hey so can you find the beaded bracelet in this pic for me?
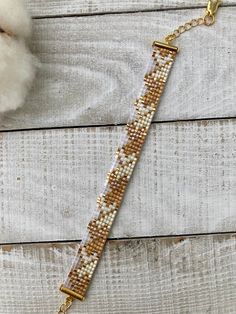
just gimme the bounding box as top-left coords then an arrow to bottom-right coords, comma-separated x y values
58,1 -> 221,312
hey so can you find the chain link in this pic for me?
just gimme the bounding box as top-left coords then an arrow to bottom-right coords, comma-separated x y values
165,17 -> 205,44
58,297 -> 74,314
164,0 -> 221,44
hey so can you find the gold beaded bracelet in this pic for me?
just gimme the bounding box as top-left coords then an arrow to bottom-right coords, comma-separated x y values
58,1 -> 222,312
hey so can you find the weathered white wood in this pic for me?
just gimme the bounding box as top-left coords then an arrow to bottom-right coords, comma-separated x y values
0,234 -> 236,313
0,119 -> 236,243
0,8 -> 235,130
0,3 -> 234,314
25,0 -> 235,17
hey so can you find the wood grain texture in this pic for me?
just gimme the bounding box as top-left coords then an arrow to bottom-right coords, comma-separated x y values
0,8 -> 235,130
0,234 -> 236,313
0,119 -> 236,244
26,0 -> 235,17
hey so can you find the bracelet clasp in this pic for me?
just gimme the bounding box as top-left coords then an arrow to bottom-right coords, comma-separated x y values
205,0 -> 222,24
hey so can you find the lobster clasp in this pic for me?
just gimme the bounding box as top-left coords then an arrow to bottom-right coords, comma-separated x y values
204,0 -> 222,25
206,0 -> 222,17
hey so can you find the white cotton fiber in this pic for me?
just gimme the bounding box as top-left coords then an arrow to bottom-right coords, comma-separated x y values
0,0 -> 38,113
0,0 -> 32,38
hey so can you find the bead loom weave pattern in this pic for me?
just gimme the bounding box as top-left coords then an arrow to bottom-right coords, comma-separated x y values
60,42 -> 178,301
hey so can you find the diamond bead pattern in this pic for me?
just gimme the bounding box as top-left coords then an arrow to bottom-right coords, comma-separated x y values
61,43 -> 177,300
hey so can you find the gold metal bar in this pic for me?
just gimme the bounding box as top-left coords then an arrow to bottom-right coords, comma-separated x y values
60,285 -> 85,301
153,41 -> 179,52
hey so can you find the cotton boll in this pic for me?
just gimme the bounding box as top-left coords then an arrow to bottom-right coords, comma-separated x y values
0,35 -> 37,113
0,0 -> 38,113
0,0 -> 32,38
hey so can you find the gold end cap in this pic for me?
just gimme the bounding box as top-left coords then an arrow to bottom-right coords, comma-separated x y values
60,285 -> 85,301
153,41 -> 179,52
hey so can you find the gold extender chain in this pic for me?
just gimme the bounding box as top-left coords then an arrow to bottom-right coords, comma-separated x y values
165,0 -> 222,44
58,297 -> 74,314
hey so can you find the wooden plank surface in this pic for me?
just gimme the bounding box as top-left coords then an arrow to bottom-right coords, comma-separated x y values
26,0 -> 235,17
1,118 -> 236,244
0,234 -> 236,313
1,3 -> 235,313
0,8 -> 235,131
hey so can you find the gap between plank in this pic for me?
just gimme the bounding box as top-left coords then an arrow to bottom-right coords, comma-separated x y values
1,231 -> 235,247
0,116 -> 235,134
32,4 -> 235,20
